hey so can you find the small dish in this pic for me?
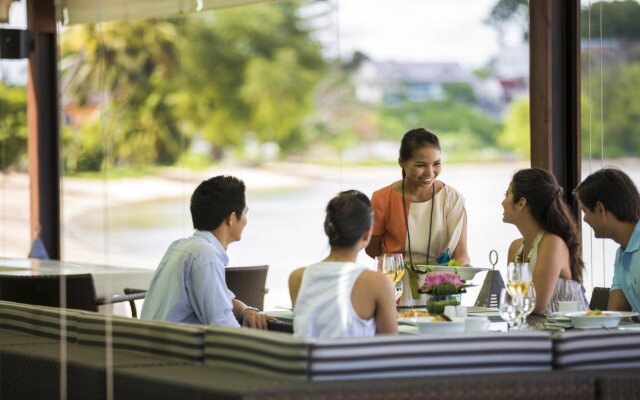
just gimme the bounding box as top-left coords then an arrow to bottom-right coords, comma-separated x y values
565,311 -> 638,329
399,316 -> 465,334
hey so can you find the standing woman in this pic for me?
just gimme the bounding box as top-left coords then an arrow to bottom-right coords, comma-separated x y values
366,129 -> 470,303
289,190 -> 398,339
502,168 -> 588,314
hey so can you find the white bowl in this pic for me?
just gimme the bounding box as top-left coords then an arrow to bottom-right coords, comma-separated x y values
565,311 -> 638,329
403,316 -> 466,334
414,265 -> 489,281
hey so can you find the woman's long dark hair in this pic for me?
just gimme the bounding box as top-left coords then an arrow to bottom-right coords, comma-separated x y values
511,168 -> 585,284
324,190 -> 372,249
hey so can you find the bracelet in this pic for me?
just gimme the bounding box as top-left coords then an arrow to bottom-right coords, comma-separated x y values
240,306 -> 259,318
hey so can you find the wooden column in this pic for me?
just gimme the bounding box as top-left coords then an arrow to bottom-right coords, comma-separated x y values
27,0 -> 60,259
529,0 -> 581,218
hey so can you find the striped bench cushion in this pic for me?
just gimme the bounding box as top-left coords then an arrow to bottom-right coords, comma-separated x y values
554,330 -> 640,370
204,326 -> 310,380
76,313 -> 205,362
308,331 -> 553,381
0,300 -> 78,341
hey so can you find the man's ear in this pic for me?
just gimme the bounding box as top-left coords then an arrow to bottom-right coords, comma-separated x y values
225,212 -> 236,226
595,201 -> 607,217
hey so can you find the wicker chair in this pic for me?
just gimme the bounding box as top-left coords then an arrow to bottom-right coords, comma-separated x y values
0,274 -> 146,316
589,287 -> 610,311
121,265 -> 269,312
225,265 -> 269,311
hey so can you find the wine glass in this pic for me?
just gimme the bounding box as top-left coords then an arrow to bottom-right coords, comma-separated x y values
392,254 -> 405,301
507,262 -> 532,289
499,288 -> 522,331
381,253 -> 404,301
519,283 -> 537,329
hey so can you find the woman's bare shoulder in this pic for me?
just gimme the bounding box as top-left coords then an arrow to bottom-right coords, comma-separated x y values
507,238 -> 524,260
289,267 -> 306,280
539,233 -> 568,252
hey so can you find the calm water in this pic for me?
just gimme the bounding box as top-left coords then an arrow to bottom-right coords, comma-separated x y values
62,161 -> 640,309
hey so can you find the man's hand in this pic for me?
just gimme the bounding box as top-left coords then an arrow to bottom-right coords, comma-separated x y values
241,309 -> 276,330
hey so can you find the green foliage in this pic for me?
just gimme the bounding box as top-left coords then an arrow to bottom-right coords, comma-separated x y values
496,97 -> 529,157
0,83 -> 27,171
60,1 -> 326,172
486,0 -> 528,28
598,62 -> 640,157
443,82 -> 476,104
61,20 -> 185,172
580,1 -> 640,40
375,99 -> 500,145
177,2 -> 325,157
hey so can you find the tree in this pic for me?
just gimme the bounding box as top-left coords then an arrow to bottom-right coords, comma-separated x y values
178,2 -> 325,156
580,1 -> 640,41
496,97 -> 529,157
60,20 -> 184,172
598,62 -> 640,157
0,83 -> 27,171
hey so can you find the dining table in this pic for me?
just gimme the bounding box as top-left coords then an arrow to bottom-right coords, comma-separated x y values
0,257 -> 154,300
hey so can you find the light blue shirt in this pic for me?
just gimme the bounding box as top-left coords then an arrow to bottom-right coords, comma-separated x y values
611,221 -> 640,312
140,230 -> 239,327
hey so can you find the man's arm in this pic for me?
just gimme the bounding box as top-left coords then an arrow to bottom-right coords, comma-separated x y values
231,298 -> 274,330
608,289 -> 632,311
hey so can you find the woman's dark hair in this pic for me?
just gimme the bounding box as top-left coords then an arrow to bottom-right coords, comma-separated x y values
190,175 -> 246,231
511,168 -> 585,284
573,168 -> 640,223
399,128 -> 440,178
324,190 -> 372,248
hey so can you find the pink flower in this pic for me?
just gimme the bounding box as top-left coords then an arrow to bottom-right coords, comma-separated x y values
420,271 -> 464,294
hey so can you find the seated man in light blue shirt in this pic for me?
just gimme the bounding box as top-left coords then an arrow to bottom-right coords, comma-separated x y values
574,168 -> 640,312
141,175 -> 271,329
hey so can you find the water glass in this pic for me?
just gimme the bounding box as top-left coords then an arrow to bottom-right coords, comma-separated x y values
519,283 -> 537,329
499,288 -> 522,330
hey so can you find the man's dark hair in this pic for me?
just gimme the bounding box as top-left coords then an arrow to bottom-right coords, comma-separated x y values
190,176 -> 246,231
573,168 -> 640,223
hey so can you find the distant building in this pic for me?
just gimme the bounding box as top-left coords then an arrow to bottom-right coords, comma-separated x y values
352,60 -> 473,105
581,38 -> 625,67
352,60 -> 507,118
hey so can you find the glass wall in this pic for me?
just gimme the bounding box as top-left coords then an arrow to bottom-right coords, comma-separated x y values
580,0 -> 640,294
0,0 -> 29,259
11,0 -> 533,310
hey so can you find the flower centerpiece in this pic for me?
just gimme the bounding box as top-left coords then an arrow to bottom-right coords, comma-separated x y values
419,271 -> 467,314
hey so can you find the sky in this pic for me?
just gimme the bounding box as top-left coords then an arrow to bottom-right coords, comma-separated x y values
2,0 -> 518,76
321,0 -> 523,68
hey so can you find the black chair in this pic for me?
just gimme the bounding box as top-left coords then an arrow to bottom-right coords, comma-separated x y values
589,287 -> 610,311
0,274 -> 146,316
225,265 -> 269,311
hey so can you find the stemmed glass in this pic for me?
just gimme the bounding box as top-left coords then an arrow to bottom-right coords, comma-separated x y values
499,288 -> 522,330
506,262 -> 533,328
519,283 -> 537,329
380,253 -> 405,301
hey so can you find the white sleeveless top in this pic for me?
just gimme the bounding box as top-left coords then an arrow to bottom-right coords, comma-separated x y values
293,262 -> 376,339
516,231 -> 588,314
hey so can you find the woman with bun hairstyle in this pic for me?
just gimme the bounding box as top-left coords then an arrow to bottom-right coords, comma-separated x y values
502,168 -> 588,314
289,190 -> 398,339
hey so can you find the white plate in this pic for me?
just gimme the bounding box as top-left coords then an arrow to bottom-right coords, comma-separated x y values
565,311 -> 639,329
399,316 -> 465,334
548,311 -> 571,321
414,265 -> 490,280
